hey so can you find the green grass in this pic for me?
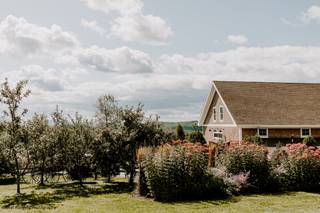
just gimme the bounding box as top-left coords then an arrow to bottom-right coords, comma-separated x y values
0,180 -> 320,213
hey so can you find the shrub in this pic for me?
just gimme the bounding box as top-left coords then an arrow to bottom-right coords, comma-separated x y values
138,143 -> 227,201
187,131 -> 206,144
176,124 -> 185,140
243,135 -> 262,144
0,176 -> 16,185
210,167 -> 250,195
283,143 -> 320,191
217,143 -> 275,192
302,136 -> 317,146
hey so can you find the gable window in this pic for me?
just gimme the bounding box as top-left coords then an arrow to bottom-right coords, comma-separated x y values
213,107 -> 217,121
301,128 -> 311,138
219,106 -> 224,121
258,128 -> 268,138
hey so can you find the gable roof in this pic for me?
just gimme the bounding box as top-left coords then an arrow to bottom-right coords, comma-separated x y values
200,81 -> 320,126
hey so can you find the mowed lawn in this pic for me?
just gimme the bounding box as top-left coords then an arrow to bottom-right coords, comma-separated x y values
0,180 -> 320,213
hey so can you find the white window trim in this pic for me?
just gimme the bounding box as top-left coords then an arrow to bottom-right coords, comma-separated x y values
213,130 -> 223,140
257,128 -> 268,138
213,107 -> 217,122
300,128 -> 311,138
219,105 -> 224,121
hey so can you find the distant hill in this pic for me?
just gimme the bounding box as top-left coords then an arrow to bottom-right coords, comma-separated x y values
160,121 -> 198,133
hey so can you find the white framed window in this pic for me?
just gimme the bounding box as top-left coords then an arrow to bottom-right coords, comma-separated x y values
301,128 -> 311,138
213,130 -> 223,139
213,107 -> 217,121
257,128 -> 268,138
219,106 -> 224,121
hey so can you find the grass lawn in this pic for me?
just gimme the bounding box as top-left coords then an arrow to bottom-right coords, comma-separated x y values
0,180 -> 320,213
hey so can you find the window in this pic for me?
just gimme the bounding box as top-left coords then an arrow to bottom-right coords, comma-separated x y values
219,106 -> 224,121
301,128 -> 311,138
213,107 -> 217,121
213,132 -> 223,139
258,128 -> 268,138
213,130 -> 223,140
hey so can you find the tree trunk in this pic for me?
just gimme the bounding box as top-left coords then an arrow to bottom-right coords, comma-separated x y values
16,175 -> 20,194
40,170 -> 44,186
128,159 -> 136,185
14,153 -> 21,194
107,174 -> 111,183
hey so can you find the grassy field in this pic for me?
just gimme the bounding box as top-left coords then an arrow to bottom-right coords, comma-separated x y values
160,121 -> 198,133
0,180 -> 320,213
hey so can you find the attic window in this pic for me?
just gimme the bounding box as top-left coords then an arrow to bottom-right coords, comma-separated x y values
258,128 -> 268,138
301,128 -> 311,138
219,106 -> 224,121
213,107 -> 217,121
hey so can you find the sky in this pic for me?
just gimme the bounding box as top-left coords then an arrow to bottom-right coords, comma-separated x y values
0,0 -> 320,121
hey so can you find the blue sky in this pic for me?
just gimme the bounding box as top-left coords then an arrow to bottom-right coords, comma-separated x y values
0,0 -> 319,121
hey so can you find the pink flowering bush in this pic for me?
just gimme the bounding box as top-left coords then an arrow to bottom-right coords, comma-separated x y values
137,141 -> 227,201
283,143 -> 320,191
217,142 -> 279,192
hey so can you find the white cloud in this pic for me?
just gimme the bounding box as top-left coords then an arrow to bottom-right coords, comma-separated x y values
0,15 -> 79,56
227,34 -> 248,45
302,5 -> 320,22
81,0 -> 142,15
1,15 -> 320,121
3,45 -> 320,121
111,13 -> 173,45
81,18 -> 105,35
81,0 -> 173,45
0,65 -> 71,92
67,46 -> 154,73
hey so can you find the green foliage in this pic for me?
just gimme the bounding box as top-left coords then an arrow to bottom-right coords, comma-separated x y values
176,124 -> 185,140
27,113 -> 55,185
279,144 -> 320,191
64,113 -> 95,184
217,143 -> 274,192
0,79 -> 31,193
302,136 -> 317,146
284,156 -> 320,191
0,151 -> 10,176
138,145 -> 227,201
243,135 -> 262,144
187,125 -> 206,144
0,176 -> 16,185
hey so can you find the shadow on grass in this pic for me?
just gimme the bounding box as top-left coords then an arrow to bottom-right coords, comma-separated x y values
0,181 -> 134,209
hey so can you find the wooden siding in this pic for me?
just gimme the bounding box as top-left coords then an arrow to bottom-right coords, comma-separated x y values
203,92 -> 234,125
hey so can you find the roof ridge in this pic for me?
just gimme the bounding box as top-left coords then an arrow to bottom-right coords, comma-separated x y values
212,80 -> 320,85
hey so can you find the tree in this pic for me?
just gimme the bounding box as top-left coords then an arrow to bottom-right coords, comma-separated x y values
0,79 -> 31,193
119,105 -> 170,184
93,95 -> 122,182
187,124 -> 206,144
65,113 -> 95,186
119,104 -> 145,185
27,113 -> 54,186
176,123 -> 185,140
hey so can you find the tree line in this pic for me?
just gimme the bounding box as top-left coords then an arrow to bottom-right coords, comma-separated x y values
0,79 -> 173,194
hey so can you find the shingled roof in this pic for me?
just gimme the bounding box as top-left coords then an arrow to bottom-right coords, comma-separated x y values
212,81 -> 320,125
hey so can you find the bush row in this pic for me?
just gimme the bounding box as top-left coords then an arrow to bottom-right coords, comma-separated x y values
138,141 -> 320,201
